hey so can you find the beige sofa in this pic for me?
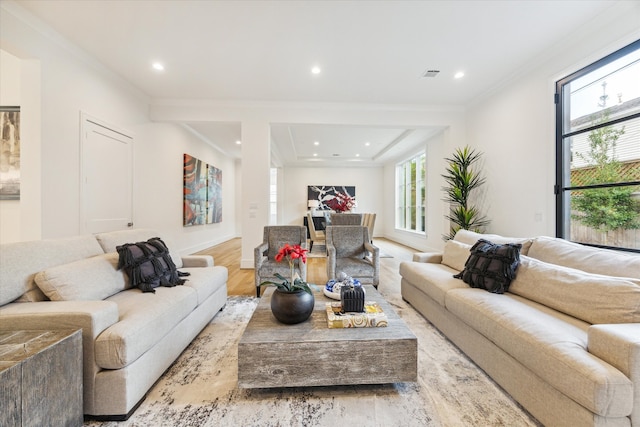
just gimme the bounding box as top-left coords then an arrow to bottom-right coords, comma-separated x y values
400,230 -> 640,427
0,229 -> 228,420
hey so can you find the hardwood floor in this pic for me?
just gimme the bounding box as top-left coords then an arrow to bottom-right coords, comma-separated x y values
195,238 -> 420,296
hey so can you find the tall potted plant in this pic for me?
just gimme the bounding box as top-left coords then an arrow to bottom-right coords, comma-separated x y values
442,146 -> 490,240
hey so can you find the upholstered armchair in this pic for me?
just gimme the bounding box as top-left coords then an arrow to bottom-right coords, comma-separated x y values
330,213 -> 362,225
325,225 -> 379,288
254,226 -> 308,297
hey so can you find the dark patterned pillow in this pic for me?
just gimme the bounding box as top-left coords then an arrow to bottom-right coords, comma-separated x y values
116,237 -> 186,293
454,239 -> 522,294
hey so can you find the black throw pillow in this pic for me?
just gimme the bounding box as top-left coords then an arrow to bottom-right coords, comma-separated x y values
116,237 -> 186,293
453,239 -> 522,294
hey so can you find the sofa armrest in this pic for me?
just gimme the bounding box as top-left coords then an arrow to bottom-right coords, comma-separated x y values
412,252 -> 443,263
588,324 -> 640,379
0,300 -> 119,339
181,255 -> 214,267
588,324 -> 640,423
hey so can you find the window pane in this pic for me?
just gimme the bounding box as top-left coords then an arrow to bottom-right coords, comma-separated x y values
563,46 -> 640,134
569,115 -> 640,186
568,185 -> 640,249
396,152 -> 426,232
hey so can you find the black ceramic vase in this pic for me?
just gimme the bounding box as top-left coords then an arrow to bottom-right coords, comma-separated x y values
270,289 -> 315,324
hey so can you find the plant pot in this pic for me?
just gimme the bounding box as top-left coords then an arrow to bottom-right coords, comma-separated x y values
270,289 -> 315,324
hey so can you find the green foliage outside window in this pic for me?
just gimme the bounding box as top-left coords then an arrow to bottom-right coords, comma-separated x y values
571,113 -> 640,233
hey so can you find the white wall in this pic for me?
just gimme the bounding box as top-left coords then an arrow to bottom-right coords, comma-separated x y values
279,166 -> 384,230
0,4 -> 238,253
465,1 -> 640,239
132,122 -> 237,254
0,50 -> 21,243
384,130 -> 448,252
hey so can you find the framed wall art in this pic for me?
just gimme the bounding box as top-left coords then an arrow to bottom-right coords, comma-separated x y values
183,153 -> 223,226
0,106 -> 20,200
307,185 -> 356,212
206,163 -> 222,224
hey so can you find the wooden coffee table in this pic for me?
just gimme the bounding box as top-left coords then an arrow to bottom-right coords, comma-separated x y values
238,285 -> 417,388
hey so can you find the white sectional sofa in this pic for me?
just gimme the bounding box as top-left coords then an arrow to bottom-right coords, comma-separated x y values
400,230 -> 640,427
0,229 -> 228,420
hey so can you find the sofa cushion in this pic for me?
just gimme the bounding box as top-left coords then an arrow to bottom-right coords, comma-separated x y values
0,235 -> 105,304
454,229 -> 533,255
95,286 -> 198,369
34,253 -> 128,301
527,236 -> 640,279
181,266 -> 228,305
95,228 -> 183,268
445,288 -> 634,417
454,239 -> 521,294
116,238 -> 186,293
399,261 -> 468,306
441,240 -> 470,272
509,256 -> 640,324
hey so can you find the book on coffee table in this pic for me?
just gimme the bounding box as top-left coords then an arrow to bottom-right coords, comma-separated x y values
325,301 -> 388,328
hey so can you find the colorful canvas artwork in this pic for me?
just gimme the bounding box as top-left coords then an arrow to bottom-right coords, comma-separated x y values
207,164 -> 222,224
184,154 -> 222,226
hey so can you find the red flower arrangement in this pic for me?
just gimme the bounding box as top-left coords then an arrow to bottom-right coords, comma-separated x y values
326,192 -> 356,212
260,244 -> 315,294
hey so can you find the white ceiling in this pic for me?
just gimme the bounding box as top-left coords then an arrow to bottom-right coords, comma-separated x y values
14,0 -> 617,165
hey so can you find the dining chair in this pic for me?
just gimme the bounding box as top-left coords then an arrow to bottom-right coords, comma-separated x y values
362,213 -> 376,242
329,213 -> 362,225
307,212 -> 326,251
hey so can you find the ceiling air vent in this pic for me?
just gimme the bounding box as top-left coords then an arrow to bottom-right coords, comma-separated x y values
421,69 -> 440,78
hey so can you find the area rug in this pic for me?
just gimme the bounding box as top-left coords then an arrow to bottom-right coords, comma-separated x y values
85,294 -> 541,427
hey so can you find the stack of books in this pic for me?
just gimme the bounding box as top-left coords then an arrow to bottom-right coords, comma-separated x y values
325,301 -> 388,328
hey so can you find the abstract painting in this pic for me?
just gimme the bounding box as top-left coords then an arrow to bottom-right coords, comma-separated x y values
183,154 -> 208,226
307,185 -> 356,211
184,153 -> 223,226
207,164 -> 222,224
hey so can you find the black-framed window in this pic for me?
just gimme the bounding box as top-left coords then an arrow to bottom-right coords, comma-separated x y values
555,39 -> 640,252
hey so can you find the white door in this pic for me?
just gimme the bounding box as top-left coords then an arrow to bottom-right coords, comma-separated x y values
80,115 -> 133,234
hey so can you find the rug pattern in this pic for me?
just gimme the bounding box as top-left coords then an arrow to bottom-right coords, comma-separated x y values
85,294 -> 540,426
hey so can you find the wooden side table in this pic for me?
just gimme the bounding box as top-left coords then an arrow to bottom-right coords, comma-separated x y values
0,329 -> 83,427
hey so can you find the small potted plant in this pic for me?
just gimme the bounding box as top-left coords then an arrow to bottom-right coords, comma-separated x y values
259,244 -> 317,324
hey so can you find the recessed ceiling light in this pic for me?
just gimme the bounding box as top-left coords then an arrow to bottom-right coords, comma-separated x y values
311,66 -> 321,75
356,154 -> 360,157
152,62 -> 165,72
235,140 -> 241,145
313,153 -> 318,157
313,141 -> 320,146
365,142 -> 370,146
454,71 -> 465,79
